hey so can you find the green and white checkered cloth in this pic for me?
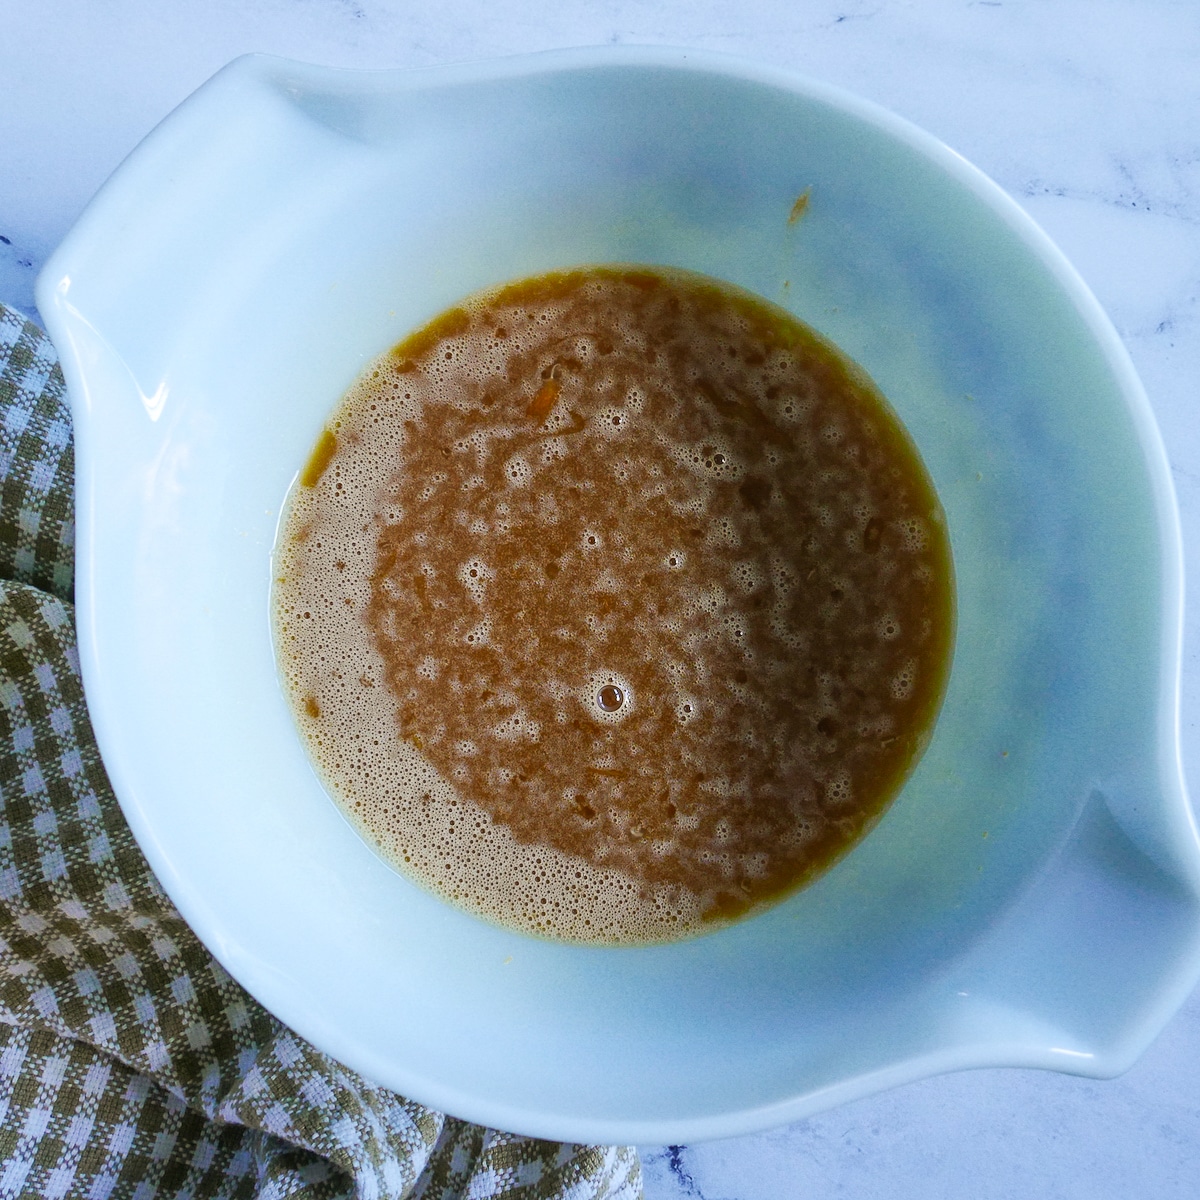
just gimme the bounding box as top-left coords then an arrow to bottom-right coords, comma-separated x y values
0,303 -> 643,1200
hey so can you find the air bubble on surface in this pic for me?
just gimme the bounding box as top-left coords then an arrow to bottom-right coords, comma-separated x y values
578,671 -> 634,725
875,614 -> 901,641
462,619 -> 492,646
899,517 -> 928,551
891,658 -> 918,700
504,456 -> 532,486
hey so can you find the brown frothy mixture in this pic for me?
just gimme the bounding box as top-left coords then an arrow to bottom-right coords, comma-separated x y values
273,267 -> 953,943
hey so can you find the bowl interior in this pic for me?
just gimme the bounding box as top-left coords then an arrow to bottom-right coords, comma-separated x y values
38,50 -> 1200,1141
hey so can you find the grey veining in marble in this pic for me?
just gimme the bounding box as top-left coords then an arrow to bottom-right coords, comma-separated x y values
3,2 -> 1198,1197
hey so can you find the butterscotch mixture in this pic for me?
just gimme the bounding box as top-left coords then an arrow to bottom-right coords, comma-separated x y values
273,267 -> 953,943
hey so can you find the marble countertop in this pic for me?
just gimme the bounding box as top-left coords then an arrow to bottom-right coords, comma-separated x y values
3,2 -> 1198,1196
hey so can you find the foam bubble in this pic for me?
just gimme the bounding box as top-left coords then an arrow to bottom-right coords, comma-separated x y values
457,558 -> 493,603
891,658 -> 918,700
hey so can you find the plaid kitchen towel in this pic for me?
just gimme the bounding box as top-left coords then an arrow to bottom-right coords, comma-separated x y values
0,302 -> 643,1200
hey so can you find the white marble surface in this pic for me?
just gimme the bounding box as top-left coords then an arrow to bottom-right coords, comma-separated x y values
3,2 -> 1198,1196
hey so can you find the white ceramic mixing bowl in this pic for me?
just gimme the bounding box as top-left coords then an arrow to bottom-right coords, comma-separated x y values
37,47 -> 1200,1142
